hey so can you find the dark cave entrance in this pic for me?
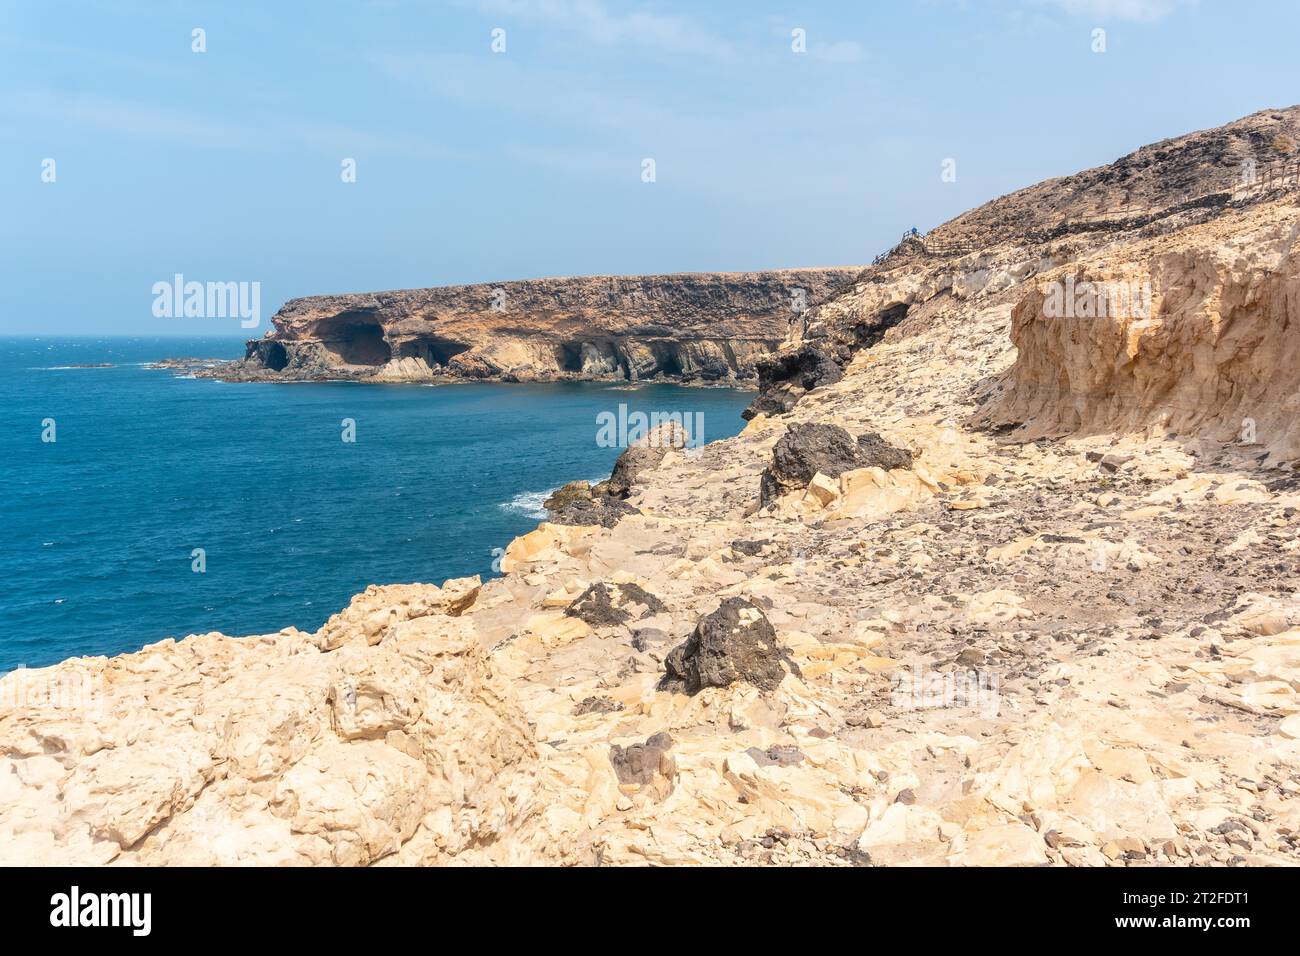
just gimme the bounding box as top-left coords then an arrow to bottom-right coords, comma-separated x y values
398,337 -> 472,367
263,341 -> 289,371
556,342 -> 585,373
319,315 -> 392,366
649,342 -> 684,377
853,302 -> 910,348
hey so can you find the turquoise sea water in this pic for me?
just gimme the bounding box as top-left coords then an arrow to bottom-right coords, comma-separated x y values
0,337 -> 752,673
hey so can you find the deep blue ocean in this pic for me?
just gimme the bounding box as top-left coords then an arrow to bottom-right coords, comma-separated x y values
0,337 -> 752,673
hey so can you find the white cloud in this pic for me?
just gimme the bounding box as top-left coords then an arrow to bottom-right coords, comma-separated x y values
469,0 -> 739,61
0,89 -> 462,159
1030,0 -> 1196,21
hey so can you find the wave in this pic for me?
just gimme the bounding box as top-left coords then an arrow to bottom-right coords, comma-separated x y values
499,476 -> 606,520
500,489 -> 550,520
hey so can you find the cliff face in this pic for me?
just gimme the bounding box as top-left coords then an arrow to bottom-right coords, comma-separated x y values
5,109 -> 1300,867
217,269 -> 858,384
975,199 -> 1300,463
790,106 -> 1300,365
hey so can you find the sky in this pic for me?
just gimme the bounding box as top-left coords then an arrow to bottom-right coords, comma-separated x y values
2,0 -> 1298,335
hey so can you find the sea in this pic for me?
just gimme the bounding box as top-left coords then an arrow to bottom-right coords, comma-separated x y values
0,337 -> 753,673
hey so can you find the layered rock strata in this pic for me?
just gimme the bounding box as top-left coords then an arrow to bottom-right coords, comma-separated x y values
212,269 -> 857,384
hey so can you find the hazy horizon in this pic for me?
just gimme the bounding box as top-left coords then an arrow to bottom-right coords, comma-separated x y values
5,0 -> 1299,335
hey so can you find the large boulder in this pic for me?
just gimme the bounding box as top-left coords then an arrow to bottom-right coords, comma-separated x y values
661,598 -> 797,694
856,431 -> 915,471
760,423 -> 912,505
761,423 -> 860,505
606,422 -> 689,498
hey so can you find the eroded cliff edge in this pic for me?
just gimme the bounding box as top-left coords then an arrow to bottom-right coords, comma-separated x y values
211,269 -> 858,384
4,108 -> 1300,867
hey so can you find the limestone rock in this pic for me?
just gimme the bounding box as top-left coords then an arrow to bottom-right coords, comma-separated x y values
606,422 -> 689,498
314,577 -> 480,651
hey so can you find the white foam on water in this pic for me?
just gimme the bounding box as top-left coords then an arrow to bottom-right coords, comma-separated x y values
500,489 -> 550,520
500,477 -> 607,521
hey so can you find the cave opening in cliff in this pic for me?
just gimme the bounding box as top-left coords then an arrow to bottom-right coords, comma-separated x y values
556,342 -> 584,373
398,337 -> 471,367
649,342 -> 684,377
263,341 -> 289,372
318,314 -> 392,366
853,302 -> 910,348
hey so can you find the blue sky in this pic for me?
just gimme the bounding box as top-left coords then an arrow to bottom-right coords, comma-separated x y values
2,0 -> 1298,335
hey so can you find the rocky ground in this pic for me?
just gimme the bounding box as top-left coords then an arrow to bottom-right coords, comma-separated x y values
3,109 -> 1299,867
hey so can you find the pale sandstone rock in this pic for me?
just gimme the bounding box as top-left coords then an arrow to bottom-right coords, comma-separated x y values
9,111 -> 1300,868
314,577 -> 481,651
947,823 -> 1048,867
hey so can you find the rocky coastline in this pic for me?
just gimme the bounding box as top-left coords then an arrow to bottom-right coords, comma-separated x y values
4,107 -> 1300,866
196,269 -> 860,387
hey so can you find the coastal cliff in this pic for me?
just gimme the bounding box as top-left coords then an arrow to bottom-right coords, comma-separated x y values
4,108 -> 1300,866
213,269 -> 858,384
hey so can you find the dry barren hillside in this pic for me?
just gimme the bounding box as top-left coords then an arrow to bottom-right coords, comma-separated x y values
3,109 -> 1299,867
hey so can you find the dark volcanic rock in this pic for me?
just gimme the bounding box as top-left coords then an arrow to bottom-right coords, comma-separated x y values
759,422 -> 863,505
543,480 -> 594,511
565,582 -> 668,627
546,493 -> 639,528
660,598 -> 797,694
855,432 -> 914,471
606,444 -> 668,498
759,423 -> 913,505
574,695 -> 625,716
743,346 -> 844,420
770,422 -> 864,484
